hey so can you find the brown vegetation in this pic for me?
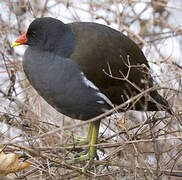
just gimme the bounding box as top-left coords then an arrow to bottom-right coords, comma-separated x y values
0,0 -> 182,179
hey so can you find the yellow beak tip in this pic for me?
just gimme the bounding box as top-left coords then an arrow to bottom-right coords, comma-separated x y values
11,42 -> 21,47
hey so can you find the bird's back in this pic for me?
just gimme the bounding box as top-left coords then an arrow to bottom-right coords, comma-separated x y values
68,22 -> 169,111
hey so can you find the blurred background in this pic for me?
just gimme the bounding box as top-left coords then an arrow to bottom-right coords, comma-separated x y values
0,0 -> 182,179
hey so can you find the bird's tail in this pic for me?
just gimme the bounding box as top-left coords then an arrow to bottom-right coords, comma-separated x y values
149,91 -> 172,114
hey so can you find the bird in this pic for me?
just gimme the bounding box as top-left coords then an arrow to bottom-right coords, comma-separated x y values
11,17 -> 171,171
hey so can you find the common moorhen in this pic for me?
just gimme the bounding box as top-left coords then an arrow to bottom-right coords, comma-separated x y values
11,17 -> 170,170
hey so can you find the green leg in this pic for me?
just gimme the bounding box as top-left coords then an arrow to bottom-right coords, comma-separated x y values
87,122 -> 93,141
65,130 -> 88,146
66,123 -> 92,163
66,122 -> 93,146
66,120 -> 101,172
82,120 -> 100,172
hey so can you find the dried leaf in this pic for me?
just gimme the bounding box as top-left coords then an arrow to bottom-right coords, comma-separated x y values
0,152 -> 30,176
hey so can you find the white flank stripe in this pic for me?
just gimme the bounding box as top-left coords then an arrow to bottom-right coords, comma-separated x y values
97,92 -> 112,106
80,72 -> 99,90
80,72 -> 113,106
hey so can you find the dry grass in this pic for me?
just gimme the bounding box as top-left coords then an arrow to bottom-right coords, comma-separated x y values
0,0 -> 182,179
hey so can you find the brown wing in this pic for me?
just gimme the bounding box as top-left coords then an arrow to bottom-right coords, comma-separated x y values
69,22 -> 169,111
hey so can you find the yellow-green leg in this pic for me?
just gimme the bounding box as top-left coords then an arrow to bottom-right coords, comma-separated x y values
65,130 -> 88,146
65,122 -> 94,147
87,122 -> 93,141
82,120 -> 100,172
66,120 -> 101,171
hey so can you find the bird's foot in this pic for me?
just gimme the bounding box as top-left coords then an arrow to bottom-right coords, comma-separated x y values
82,158 -> 93,172
65,121 -> 101,171
66,154 -> 89,164
66,153 -> 96,172
65,130 -> 89,146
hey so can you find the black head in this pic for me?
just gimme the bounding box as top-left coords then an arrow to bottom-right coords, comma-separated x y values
13,17 -> 75,57
26,17 -> 64,47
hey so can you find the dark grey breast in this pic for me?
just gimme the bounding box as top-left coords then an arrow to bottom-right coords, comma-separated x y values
23,48 -> 112,120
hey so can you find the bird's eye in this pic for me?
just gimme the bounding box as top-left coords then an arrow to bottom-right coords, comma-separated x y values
31,31 -> 36,37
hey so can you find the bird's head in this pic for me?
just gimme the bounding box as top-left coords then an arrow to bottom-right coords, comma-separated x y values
11,17 -> 69,52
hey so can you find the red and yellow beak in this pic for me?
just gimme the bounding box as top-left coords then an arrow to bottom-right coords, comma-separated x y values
11,31 -> 28,47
